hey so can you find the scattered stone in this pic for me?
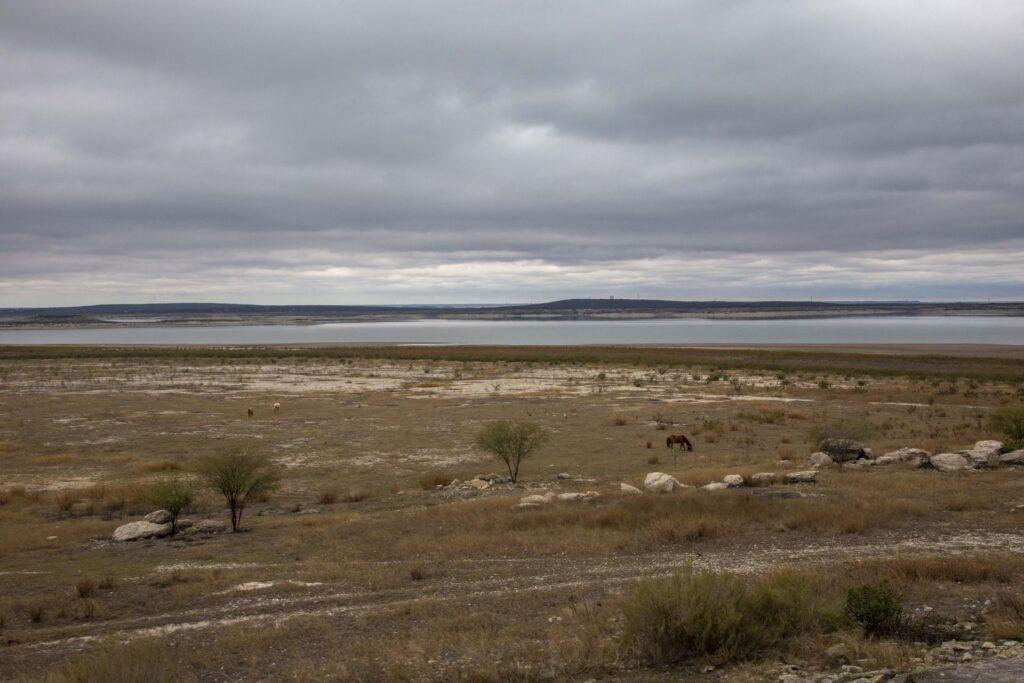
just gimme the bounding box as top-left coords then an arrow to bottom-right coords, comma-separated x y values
176,519 -> 194,530
144,509 -> 172,524
883,447 -> 932,463
702,482 -> 729,491
819,438 -> 868,463
619,482 -> 642,495
786,470 -> 818,484
467,478 -> 490,490
112,520 -> 171,542
583,490 -> 600,499
557,492 -> 587,502
644,472 -> 685,493
555,472 -> 571,480
723,474 -> 745,487
751,472 -> 776,486
930,452 -> 970,472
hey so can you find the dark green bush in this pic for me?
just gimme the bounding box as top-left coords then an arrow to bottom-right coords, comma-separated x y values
846,582 -> 902,636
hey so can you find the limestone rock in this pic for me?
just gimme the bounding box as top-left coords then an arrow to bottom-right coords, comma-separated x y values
722,474 -> 745,487
112,520 -> 171,542
930,452 -> 970,472
999,449 -> 1024,466
809,452 -> 833,467
144,509 -> 172,524
644,472 -> 685,493
966,440 -> 1003,468
555,472 -> 571,480
751,472 -> 776,486
620,482 -> 642,495
702,482 -> 728,491
557,492 -> 586,502
467,478 -> 490,490
786,470 -> 817,484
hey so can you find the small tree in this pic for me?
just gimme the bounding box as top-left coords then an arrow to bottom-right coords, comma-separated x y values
198,449 -> 280,532
989,404 -> 1024,451
474,420 -> 546,483
144,477 -> 195,536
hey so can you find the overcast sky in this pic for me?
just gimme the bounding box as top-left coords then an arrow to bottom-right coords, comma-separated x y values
2,1 -> 1023,306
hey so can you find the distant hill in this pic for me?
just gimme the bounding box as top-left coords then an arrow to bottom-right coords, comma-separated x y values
1,298 -> 1022,324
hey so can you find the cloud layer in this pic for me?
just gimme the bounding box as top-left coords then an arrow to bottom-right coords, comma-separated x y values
2,1 -> 1023,305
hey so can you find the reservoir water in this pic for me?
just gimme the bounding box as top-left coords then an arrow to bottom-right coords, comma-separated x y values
0,316 -> 1022,345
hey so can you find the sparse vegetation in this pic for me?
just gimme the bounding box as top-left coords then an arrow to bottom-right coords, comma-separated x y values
846,582 -> 902,637
144,477 -> 195,535
989,404 -> 1024,450
197,449 -> 280,532
473,420 -> 546,483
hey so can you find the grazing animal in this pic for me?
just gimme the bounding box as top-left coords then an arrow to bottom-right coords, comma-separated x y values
665,434 -> 693,451
247,407 -> 254,418
273,402 -> 281,413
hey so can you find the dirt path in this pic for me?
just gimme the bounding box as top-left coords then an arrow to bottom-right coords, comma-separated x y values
9,529 -> 1024,662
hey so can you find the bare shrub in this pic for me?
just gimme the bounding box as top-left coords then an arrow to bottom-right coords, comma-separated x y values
473,421 -> 546,483
197,449 -> 280,532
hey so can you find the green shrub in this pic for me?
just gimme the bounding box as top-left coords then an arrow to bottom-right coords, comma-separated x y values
621,568 -> 835,665
988,405 -> 1024,450
846,582 -> 902,636
144,477 -> 195,535
473,420 -> 546,483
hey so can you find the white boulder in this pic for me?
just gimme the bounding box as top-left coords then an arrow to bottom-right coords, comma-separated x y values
722,474 -> 745,488
809,452 -> 833,467
144,509 -> 172,524
786,470 -> 818,484
112,520 -> 171,542
702,482 -> 729,491
557,492 -> 587,502
929,452 -> 970,472
966,440 -> 1003,468
750,472 -> 776,486
644,472 -> 685,493
620,482 -> 642,495
999,449 -> 1024,466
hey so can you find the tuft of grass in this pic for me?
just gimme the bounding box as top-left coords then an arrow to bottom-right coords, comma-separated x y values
341,488 -> 373,503
136,459 -> 182,473
419,472 -> 455,490
41,638 -> 194,683
75,577 -> 95,599
316,490 -> 338,505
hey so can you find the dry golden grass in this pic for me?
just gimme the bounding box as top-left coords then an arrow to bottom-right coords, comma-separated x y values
2,350 -> 1024,681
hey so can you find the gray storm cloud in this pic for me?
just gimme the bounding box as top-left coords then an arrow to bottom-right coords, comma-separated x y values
1,0 -> 1023,305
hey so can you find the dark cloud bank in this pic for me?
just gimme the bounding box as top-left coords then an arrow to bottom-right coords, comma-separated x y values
2,1 -> 1023,305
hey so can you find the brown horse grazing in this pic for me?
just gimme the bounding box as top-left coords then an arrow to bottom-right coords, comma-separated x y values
666,434 -> 693,451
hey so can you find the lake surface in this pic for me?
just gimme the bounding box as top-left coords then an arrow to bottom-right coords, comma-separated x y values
1,316 -> 1023,346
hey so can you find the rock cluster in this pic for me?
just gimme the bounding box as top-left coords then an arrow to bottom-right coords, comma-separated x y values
112,509 -> 227,542
808,440 -> 1021,474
